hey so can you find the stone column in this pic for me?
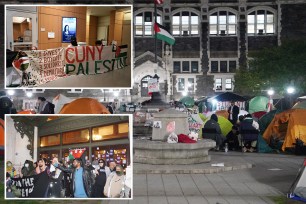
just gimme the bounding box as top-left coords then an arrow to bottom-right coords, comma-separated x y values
34,126 -> 38,162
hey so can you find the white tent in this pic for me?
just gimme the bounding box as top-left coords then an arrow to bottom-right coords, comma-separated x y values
52,94 -> 73,114
288,159 -> 306,202
6,67 -> 22,87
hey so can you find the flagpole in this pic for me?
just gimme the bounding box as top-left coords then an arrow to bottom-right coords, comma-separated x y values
154,1 -> 157,63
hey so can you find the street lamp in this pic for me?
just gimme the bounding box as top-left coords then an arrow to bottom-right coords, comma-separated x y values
267,89 -> 274,96
7,90 -> 15,96
287,87 -> 295,94
182,91 -> 187,96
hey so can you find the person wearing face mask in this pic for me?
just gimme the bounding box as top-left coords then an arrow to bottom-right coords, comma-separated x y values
109,161 -> 116,173
20,160 -> 35,177
92,159 -> 110,197
103,165 -> 125,198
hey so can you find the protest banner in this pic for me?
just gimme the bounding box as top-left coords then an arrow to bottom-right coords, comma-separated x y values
11,171 -> 49,198
12,45 -> 128,87
148,78 -> 159,93
188,114 -> 204,133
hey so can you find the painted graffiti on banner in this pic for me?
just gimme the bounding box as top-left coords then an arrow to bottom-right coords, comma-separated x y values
148,78 -> 159,93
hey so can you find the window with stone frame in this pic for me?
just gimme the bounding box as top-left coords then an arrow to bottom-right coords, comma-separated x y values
210,59 -> 237,73
209,10 -> 237,36
215,78 -> 222,90
247,9 -> 275,35
173,61 -> 181,73
177,77 -> 195,92
173,60 -> 200,73
172,11 -> 199,36
135,11 -> 161,36
225,78 -> 232,90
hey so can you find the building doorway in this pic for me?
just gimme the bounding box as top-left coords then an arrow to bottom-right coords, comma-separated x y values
141,75 -> 152,97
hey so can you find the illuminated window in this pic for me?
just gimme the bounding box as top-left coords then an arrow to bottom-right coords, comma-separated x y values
62,129 -> 89,145
118,123 -> 129,134
172,11 -> 199,36
92,125 -> 114,141
225,78 -> 232,90
215,78 -> 222,90
40,134 -> 60,147
248,10 -> 275,35
209,10 -> 237,36
135,11 -> 161,36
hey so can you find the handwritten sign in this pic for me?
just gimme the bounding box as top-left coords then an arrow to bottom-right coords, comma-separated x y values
188,114 -> 204,133
148,78 -> 159,93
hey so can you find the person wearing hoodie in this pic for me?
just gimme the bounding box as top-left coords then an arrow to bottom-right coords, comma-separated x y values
203,114 -> 224,150
92,159 -> 110,197
20,160 -> 35,177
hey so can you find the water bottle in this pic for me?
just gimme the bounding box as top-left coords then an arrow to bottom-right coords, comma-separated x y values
225,143 -> 228,153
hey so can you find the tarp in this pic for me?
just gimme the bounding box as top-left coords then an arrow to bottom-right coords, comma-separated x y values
59,98 -> 110,114
248,96 -> 269,114
263,109 -> 306,151
210,92 -> 246,102
292,101 -> 306,110
52,94 -> 73,114
288,159 -> 306,202
179,96 -> 194,108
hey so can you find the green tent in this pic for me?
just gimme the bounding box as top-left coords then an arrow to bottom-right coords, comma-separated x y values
203,115 -> 232,136
258,109 -> 281,134
257,134 -> 273,153
179,96 -> 195,108
249,96 -> 269,114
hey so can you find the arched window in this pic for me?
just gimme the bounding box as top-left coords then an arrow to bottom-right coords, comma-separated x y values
172,11 -> 199,36
247,10 -> 275,35
209,10 -> 237,36
135,11 -> 161,36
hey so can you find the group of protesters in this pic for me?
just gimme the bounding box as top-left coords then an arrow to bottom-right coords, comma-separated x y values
6,156 -> 131,198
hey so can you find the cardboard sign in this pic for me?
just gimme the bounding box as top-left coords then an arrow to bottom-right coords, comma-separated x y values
148,78 -> 159,93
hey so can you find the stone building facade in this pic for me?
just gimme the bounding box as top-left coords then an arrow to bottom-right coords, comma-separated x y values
132,0 -> 306,101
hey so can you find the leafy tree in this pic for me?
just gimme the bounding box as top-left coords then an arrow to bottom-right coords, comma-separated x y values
234,40 -> 306,96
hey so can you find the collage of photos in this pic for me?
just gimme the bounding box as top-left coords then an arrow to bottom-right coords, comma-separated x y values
1,0 -> 306,204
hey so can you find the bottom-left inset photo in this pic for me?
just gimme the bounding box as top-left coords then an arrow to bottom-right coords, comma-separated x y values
5,115 -> 132,200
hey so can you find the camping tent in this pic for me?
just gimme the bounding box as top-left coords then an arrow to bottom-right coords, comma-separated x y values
179,96 -> 195,108
203,115 -> 232,136
52,94 -> 73,114
59,98 -> 110,114
288,159 -> 306,202
263,109 -> 306,151
258,109 -> 281,134
248,96 -> 269,114
293,101 -> 306,110
215,110 -> 229,119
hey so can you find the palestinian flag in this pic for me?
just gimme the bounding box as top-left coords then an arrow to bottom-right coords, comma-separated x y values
12,52 -> 30,71
154,23 -> 175,45
154,0 -> 163,4
115,44 -> 128,58
69,148 -> 86,160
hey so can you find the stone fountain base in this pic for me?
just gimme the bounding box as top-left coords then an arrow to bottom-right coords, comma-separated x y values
134,139 -> 216,165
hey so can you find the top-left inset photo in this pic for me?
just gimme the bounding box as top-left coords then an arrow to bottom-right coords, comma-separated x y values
5,5 -> 132,89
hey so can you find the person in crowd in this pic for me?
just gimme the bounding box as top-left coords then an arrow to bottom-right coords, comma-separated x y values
53,157 -> 94,198
0,91 -> 15,120
203,114 -> 224,151
107,102 -> 114,114
109,162 -> 117,173
69,36 -> 78,47
95,40 -> 102,46
240,114 -> 259,152
37,97 -> 55,114
224,126 -> 240,151
92,159 -> 110,197
228,100 -> 240,125
6,161 -> 17,178
33,161 -> 38,169
124,165 -> 132,198
20,160 -> 35,177
35,158 -> 51,175
48,159 -> 64,198
104,165 -> 125,198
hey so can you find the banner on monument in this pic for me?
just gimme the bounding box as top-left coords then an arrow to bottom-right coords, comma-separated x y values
148,78 -> 159,93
